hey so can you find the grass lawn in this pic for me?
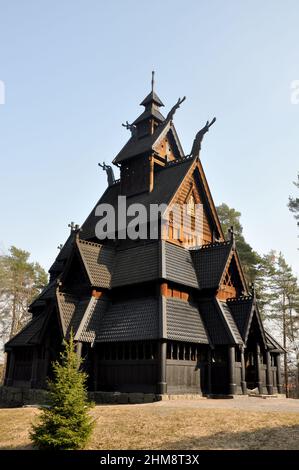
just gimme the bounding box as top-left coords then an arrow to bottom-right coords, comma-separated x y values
0,403 -> 299,450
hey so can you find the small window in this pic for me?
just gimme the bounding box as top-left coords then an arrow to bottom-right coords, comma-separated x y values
187,193 -> 195,216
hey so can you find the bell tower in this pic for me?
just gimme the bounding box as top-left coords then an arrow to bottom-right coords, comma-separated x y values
113,73 -> 166,196
133,71 -> 165,138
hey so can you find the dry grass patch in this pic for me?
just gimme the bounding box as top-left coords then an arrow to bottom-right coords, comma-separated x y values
0,407 -> 40,450
88,405 -> 299,450
0,404 -> 299,450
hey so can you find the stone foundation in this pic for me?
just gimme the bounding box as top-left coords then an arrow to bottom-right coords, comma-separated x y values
0,386 -> 50,407
0,386 -> 161,406
2,386 -> 283,407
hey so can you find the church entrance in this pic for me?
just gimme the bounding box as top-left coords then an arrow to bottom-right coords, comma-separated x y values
210,347 -> 229,395
245,350 -> 257,390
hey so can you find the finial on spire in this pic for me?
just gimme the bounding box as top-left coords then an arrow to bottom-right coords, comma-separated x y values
151,70 -> 155,93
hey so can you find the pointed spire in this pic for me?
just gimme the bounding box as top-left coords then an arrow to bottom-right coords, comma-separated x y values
139,71 -> 164,108
131,72 -> 165,132
151,70 -> 155,93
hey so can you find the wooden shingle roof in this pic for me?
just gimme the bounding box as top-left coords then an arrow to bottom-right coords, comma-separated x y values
191,241 -> 232,290
163,241 -> 199,289
113,121 -> 183,164
80,157 -> 195,241
226,296 -> 254,340
56,292 -> 90,338
5,311 -> 49,349
111,242 -> 159,288
164,297 -> 209,344
49,232 -> 75,280
226,296 -> 267,347
95,297 -> 160,342
77,239 -> 114,288
198,298 -> 242,345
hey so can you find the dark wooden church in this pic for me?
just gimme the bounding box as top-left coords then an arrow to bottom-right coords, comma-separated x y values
5,79 -> 284,397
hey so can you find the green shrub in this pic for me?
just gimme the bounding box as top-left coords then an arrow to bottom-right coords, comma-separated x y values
30,333 -> 94,450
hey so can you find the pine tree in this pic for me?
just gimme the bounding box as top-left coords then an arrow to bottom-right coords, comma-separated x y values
288,173 -> 299,230
0,246 -> 47,342
261,252 -> 299,397
30,333 -> 94,450
216,203 -> 261,283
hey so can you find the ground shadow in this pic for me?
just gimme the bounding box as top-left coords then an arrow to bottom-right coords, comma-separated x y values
159,424 -> 299,450
0,444 -> 35,450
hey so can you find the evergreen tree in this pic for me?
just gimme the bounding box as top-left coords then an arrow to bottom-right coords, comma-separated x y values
216,203 -> 261,283
261,252 -> 299,397
254,251 -> 277,318
0,246 -> 47,354
288,173 -> 299,230
30,333 -> 94,450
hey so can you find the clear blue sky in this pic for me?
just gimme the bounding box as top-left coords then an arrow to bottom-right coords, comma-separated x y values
0,0 -> 298,276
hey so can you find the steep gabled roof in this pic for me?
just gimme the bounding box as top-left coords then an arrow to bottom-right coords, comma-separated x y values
226,296 -> 267,347
29,278 -> 58,311
198,298 -> 243,345
5,311 -> 49,349
56,291 -> 90,338
49,231 -> 76,279
191,241 -> 232,290
75,297 -> 108,344
80,183 -> 120,240
226,296 -> 254,339
80,157 -> 195,240
113,121 -> 183,164
163,241 -> 199,288
140,90 -> 164,107
132,107 -> 165,126
191,162 -> 224,240
77,239 -> 114,288
218,300 -> 243,344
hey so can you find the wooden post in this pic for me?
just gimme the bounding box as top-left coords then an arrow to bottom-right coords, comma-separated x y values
266,351 -> 273,395
276,354 -> 282,394
228,346 -> 236,395
5,350 -> 15,386
76,342 -> 83,367
157,340 -> 167,394
240,348 -> 247,395
149,157 -> 154,192
30,348 -> 39,389
93,346 -> 98,391
207,348 -> 212,395
256,344 -> 263,394
43,347 -> 50,388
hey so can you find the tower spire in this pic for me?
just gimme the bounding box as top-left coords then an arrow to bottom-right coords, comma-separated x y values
151,70 -> 155,93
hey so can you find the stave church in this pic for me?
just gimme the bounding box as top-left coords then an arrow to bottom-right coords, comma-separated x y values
5,77 -> 284,397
